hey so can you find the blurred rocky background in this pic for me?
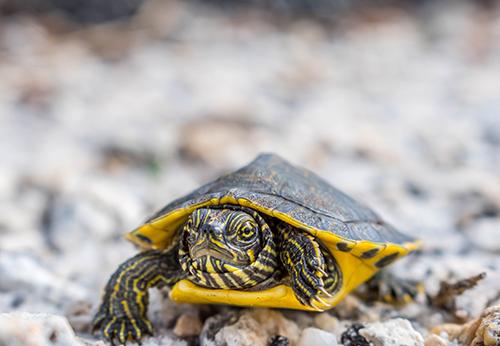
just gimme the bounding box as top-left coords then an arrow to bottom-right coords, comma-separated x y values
0,0 -> 499,345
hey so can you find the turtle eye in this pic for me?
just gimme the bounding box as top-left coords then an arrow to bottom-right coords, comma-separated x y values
237,222 -> 257,242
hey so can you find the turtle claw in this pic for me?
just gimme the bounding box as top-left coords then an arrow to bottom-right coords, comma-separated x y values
310,299 -> 324,311
318,286 -> 333,298
317,267 -> 328,278
313,295 -> 329,308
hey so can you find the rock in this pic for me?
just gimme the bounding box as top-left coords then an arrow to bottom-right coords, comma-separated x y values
340,323 -> 370,346
424,334 -> 448,346
213,313 -> 264,346
173,313 -> 203,337
0,252 -> 88,309
297,327 -> 338,346
246,309 -> 300,344
469,218 -> 500,252
332,295 -> 367,320
66,300 -> 93,334
269,335 -> 289,346
0,312 -> 83,346
431,305 -> 500,346
200,312 -> 238,346
139,335 -> 188,346
204,309 -> 300,346
474,306 -> 500,346
313,312 -> 340,334
359,318 -> 424,346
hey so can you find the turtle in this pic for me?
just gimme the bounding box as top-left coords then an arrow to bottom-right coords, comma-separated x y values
92,153 -> 421,344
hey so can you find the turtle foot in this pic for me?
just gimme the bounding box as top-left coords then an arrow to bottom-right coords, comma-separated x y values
92,308 -> 153,345
358,271 -> 423,305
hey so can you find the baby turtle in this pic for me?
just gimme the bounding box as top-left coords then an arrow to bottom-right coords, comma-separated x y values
93,153 -> 420,343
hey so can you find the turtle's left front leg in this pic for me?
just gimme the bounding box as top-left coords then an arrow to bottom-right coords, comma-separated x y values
92,247 -> 185,344
277,224 -> 340,309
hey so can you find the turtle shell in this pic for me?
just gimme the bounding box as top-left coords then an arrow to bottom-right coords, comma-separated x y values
128,154 -> 419,267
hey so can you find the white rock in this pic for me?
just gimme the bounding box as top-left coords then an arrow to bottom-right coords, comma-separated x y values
424,334 -> 448,346
140,335 -> 188,346
0,252 -> 87,304
469,218 -> 500,252
313,313 -> 341,334
360,318 -> 424,346
298,327 -> 338,346
0,312 -> 83,346
205,309 -> 300,346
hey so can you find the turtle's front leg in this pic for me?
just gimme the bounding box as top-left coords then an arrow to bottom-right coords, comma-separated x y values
278,225 -> 339,310
92,248 -> 185,344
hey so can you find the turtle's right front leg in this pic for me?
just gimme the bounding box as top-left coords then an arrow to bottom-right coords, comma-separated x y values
92,247 -> 185,344
278,224 -> 340,310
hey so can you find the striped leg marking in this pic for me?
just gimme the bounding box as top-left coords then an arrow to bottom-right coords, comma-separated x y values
92,249 -> 185,344
278,224 -> 340,310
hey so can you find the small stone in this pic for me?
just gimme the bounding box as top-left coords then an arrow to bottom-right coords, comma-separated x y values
334,295 -> 366,320
249,309 -> 300,344
431,305 -> 500,346
0,312 -> 83,346
140,335 -> 188,346
173,313 -> 203,337
474,306 -> 500,346
269,335 -> 289,346
340,323 -> 370,346
214,312 -> 266,346
424,334 -> 448,346
208,309 -> 300,346
359,318 -> 424,346
298,327 -> 338,346
469,218 -> 500,252
313,312 -> 340,334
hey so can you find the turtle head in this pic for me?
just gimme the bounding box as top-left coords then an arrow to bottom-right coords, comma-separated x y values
183,207 -> 263,266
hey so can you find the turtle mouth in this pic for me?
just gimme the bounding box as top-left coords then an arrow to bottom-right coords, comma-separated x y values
190,243 -> 236,264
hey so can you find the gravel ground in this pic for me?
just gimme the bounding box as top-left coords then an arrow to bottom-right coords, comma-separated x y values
0,1 -> 499,345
